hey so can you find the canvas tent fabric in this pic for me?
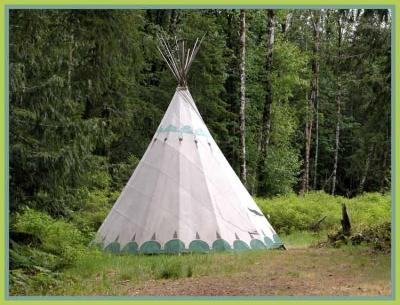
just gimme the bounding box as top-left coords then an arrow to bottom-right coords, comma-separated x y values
94,36 -> 283,254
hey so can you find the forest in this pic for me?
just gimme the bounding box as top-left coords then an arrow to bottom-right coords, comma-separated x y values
8,9 -> 392,296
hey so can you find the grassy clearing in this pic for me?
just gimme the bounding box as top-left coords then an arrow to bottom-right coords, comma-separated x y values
280,230 -> 328,248
56,230 -> 327,294
47,246 -> 390,296
53,249 -> 267,295
44,230 -> 390,296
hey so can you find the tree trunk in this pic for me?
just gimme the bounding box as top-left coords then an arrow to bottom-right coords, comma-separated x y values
256,9 -> 275,196
341,203 -> 351,237
358,144 -> 374,194
332,15 -> 342,196
301,96 -> 313,194
281,11 -> 292,33
239,10 -> 247,186
332,83 -> 341,196
311,12 -> 320,190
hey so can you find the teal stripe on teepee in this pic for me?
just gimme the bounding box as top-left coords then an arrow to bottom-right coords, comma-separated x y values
250,239 -> 266,250
159,124 -> 178,133
188,240 -> 210,253
139,241 -> 161,254
99,237 -> 284,255
194,128 -> 209,137
264,236 -> 274,249
164,239 -> 186,253
273,234 -> 283,245
105,241 -> 120,254
233,240 -> 250,251
157,125 -> 209,137
121,241 -> 139,254
212,239 -> 231,252
271,234 -> 284,248
180,125 -> 193,134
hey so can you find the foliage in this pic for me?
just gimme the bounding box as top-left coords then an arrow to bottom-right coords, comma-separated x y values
256,192 -> 391,234
12,208 -> 87,268
10,267 -> 65,296
264,102 -> 302,195
352,222 -> 391,252
313,221 -> 391,253
10,208 -> 89,294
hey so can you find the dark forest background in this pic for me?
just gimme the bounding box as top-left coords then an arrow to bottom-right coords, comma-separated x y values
10,9 -> 391,218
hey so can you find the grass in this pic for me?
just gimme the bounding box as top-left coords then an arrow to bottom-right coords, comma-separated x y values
65,230 -> 325,287
54,249 -> 268,295
35,230 -> 389,296
47,245 -> 390,296
280,230 -> 328,249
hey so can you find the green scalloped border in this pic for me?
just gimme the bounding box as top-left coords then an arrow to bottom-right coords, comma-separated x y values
189,240 -> 210,253
233,240 -> 250,251
139,240 -> 161,254
212,239 -> 231,251
121,241 -> 139,254
99,234 -> 284,255
250,239 -> 266,249
164,239 -> 186,253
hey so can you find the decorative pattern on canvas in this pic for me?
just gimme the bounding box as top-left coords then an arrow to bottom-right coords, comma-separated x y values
158,124 -> 210,137
98,235 -> 284,255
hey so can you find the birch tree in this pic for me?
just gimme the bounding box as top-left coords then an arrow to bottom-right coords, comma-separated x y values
239,10 -> 247,185
311,10 -> 321,190
332,11 -> 343,196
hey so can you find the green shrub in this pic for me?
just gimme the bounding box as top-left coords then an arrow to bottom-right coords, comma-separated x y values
12,208 -> 87,269
10,208 -> 90,295
256,191 -> 391,234
70,189 -> 114,240
10,268 -> 64,296
351,222 -> 391,252
111,154 -> 140,190
9,241 -> 59,271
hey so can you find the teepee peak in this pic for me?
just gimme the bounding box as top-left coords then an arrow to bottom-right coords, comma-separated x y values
157,33 -> 205,88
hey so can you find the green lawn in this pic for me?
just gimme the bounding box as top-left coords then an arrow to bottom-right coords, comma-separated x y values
35,232 -> 390,296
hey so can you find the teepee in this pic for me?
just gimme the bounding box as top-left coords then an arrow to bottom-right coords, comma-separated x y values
95,35 -> 284,254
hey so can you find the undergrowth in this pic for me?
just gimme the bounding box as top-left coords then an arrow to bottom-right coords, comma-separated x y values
256,191 -> 391,234
9,191 -> 391,295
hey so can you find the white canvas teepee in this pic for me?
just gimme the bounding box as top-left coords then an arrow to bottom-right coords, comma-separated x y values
95,35 -> 283,254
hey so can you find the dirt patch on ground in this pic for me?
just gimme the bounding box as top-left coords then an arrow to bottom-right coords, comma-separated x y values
127,248 -> 390,296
